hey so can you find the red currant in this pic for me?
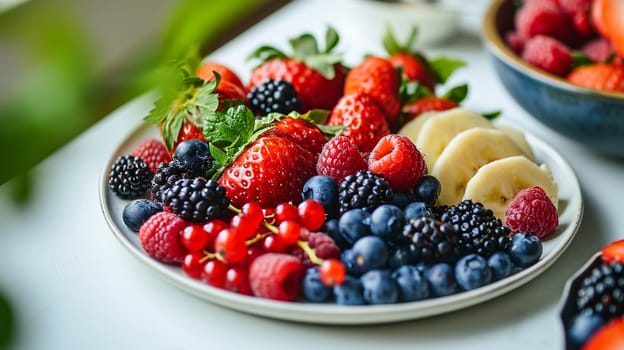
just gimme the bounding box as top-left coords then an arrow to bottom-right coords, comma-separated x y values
230,214 -> 258,239
203,219 -> 228,251
275,203 -> 299,224
242,243 -> 264,267
277,220 -> 301,245
241,202 -> 264,228
298,199 -> 326,231
182,251 -> 206,279
224,265 -> 252,295
319,259 -> 346,286
214,228 -> 247,264
180,224 -> 209,251
201,259 -> 227,288
263,234 -> 286,253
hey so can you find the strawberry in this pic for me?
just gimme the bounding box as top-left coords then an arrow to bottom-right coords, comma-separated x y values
522,35 -> 573,76
248,253 -> 303,301
263,117 -> 327,156
402,96 -> 458,122
196,61 -> 246,93
601,239 -> 624,263
327,92 -> 391,153
583,317 -> 624,350
138,211 -> 188,264
368,134 -> 426,190
316,135 -> 368,184
344,56 -> 401,126
247,27 -> 346,112
592,0 -> 624,57
567,63 -> 624,92
515,0 -> 575,45
131,138 -> 172,173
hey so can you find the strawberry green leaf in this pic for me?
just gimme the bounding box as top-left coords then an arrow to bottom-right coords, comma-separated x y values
316,124 -> 345,138
303,53 -> 342,79
324,26 -> 339,53
571,51 -> 595,68
383,25 -> 418,55
163,110 -> 185,151
399,76 -> 434,105
442,83 -> 468,104
246,45 -> 288,64
299,109 -> 330,124
482,110 -> 501,120
290,33 -> 320,57
429,57 -> 466,84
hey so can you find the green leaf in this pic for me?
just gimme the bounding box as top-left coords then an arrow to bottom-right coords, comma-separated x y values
571,51 -> 595,68
482,110 -> 501,120
246,45 -> 287,63
442,83 -> 468,104
400,77 -> 434,105
429,57 -> 467,84
300,109 -> 330,124
383,25 -> 402,56
324,26 -> 339,53
163,110 -> 185,150
290,33 -> 319,58
316,124 -> 345,138
209,143 -> 228,167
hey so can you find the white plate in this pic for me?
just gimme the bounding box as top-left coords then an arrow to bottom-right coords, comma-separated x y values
99,123 -> 583,325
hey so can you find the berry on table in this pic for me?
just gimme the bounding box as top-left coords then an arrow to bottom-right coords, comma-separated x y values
337,208 -> 372,246
182,251 -> 206,279
454,254 -> 493,291
122,199 -> 163,232
131,138 -> 172,173
302,175 -> 340,219
488,252 -> 513,281
249,253 -> 304,301
163,178 -> 230,223
202,259 -> 228,288
316,135 -> 368,185
109,155 -> 154,199
333,275 -> 366,305
426,262 -> 458,297
413,175 -> 441,205
368,134 -> 426,190
224,265 -> 252,295
150,159 -> 194,202
360,269 -> 399,305
402,216 -> 462,265
352,236 -> 389,273
370,204 -> 405,241
138,211 -> 188,264
338,170 -> 393,214
302,266 -> 333,302
507,233 -> 543,268
247,79 -> 301,115
392,265 -> 431,302
505,186 -> 558,239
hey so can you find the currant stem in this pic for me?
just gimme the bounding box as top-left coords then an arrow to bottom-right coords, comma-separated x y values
200,250 -> 218,263
297,240 -> 324,265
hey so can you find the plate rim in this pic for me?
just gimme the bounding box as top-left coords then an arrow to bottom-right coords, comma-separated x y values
99,123 -> 584,325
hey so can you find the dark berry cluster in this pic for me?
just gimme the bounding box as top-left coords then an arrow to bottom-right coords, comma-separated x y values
576,261 -> 624,320
338,171 -> 393,214
163,178 -> 230,222
248,79 -> 301,115
109,155 -> 153,199
401,216 -> 462,264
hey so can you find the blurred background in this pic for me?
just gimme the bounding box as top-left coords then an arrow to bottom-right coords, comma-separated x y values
0,0 -> 290,348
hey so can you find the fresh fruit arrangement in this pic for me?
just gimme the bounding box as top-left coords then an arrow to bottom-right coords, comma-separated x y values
506,0 -> 624,93
107,27 -> 562,306
562,240 -> 624,350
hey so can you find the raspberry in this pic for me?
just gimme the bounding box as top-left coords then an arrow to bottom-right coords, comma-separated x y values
131,138 -> 172,174
581,38 -> 614,63
138,212 -> 188,263
505,31 -> 526,55
515,1 -> 574,45
368,134 -> 426,190
249,253 -> 303,301
505,186 -> 559,239
288,232 -> 340,268
522,35 -> 573,76
316,136 -> 368,184
557,0 -> 595,39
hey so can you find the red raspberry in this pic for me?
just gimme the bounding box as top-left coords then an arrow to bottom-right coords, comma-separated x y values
138,211 -> 188,263
522,35 -> 573,76
249,253 -> 303,301
505,186 -> 559,239
557,0 -> 595,39
131,138 -> 172,173
515,0 -> 574,44
316,135 -> 368,184
581,37 -> 614,62
368,134 -> 426,190
505,31 -> 526,55
289,232 -> 341,268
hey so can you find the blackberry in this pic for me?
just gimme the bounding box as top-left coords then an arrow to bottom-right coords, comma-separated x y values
150,160 -> 194,202
575,261 -> 624,320
401,216 -> 462,265
247,79 -> 301,115
163,177 -> 230,222
436,200 -> 510,258
109,155 -> 153,199
338,171 -> 393,214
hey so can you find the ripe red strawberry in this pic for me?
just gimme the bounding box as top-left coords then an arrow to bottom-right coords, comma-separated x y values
215,80 -> 248,108
567,63 -> 624,92
592,0 -> 624,57
264,117 -> 327,156
505,186 -> 559,239
138,211 -> 188,263
218,136 -> 317,208
583,317 -> 624,350
196,61 -> 246,93
131,138 -> 172,173
316,135 -> 368,183
382,26 -> 437,91
522,35 -> 573,76
344,56 -> 401,125
368,134 -> 426,190
602,240 -> 624,263
327,92 -> 391,153
249,253 -> 303,301
248,27 -> 346,112
402,96 -> 458,122
515,0 -> 575,45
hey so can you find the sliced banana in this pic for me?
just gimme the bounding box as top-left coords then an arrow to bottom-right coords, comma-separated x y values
497,125 -> 535,161
397,112 -> 436,143
432,128 -> 525,205
415,108 -> 495,170
462,155 -> 559,222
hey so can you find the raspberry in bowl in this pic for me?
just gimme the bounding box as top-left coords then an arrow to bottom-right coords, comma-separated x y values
482,0 -> 624,158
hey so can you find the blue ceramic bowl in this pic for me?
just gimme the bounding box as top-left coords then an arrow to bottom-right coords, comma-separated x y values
482,0 -> 624,158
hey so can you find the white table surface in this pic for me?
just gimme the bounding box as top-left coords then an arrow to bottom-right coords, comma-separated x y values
1,1 -> 624,349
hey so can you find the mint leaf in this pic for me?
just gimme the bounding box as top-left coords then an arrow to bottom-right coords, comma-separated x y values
442,83 -> 468,104
209,143 -> 228,167
203,105 -> 256,148
429,57 -> 467,84
324,26 -> 339,53
482,111 -> 501,120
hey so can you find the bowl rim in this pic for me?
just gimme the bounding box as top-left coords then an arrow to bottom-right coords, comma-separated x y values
481,0 -> 624,100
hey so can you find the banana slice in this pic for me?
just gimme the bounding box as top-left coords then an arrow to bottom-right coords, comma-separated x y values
462,155 -> 558,222
397,112 -> 436,143
432,127 -> 525,205
415,108 -> 495,170
497,125 -> 535,161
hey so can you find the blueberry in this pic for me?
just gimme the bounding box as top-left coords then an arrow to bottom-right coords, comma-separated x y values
391,190 -> 415,208
333,275 -> 365,305
392,265 -> 431,302
302,267 -> 332,303
454,254 -> 493,291
370,204 -> 405,240
426,263 -> 458,297
360,270 -> 399,305
403,202 -> 431,222
122,199 -> 163,232
173,139 -> 213,178
388,245 -> 417,269
566,312 -> 604,349
352,236 -> 389,272
508,233 -> 543,268
324,218 -> 349,250
488,252 -> 513,280
302,175 -> 339,218
338,208 -> 371,246
413,175 -> 441,205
